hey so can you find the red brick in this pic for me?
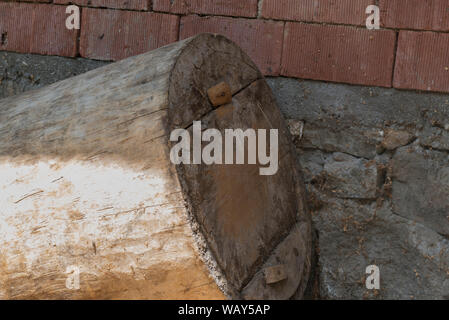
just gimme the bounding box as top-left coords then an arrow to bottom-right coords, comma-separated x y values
380,0 -> 449,31
80,8 -> 179,61
54,0 -> 149,10
153,0 -> 258,17
0,3 -> 78,57
262,0 -> 375,26
180,15 -> 284,75
281,23 -> 396,87
394,31 -> 449,93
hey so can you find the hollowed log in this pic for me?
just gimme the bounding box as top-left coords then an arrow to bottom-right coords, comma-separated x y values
0,34 -> 312,300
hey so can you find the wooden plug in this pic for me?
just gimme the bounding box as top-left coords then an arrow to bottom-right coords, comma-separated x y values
264,264 -> 287,285
207,82 -> 232,107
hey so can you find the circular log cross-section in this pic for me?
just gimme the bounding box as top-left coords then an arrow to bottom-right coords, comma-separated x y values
0,34 -> 312,300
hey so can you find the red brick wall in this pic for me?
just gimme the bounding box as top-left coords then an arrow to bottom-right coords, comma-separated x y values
1,0 -> 449,93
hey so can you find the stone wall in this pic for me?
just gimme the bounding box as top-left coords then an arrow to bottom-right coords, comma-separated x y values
269,78 -> 449,299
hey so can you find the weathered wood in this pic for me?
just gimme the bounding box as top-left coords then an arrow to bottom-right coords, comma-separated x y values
0,34 -> 311,300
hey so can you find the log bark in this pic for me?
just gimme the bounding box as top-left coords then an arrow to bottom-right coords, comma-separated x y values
0,34 -> 312,300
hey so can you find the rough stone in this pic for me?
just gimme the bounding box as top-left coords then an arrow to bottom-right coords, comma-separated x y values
266,77 -> 444,128
390,145 -> 449,237
321,153 -> 378,199
298,150 -> 379,199
0,51 -> 108,99
418,126 -> 449,151
267,77 -> 449,299
300,123 -> 381,159
313,193 -> 449,299
381,129 -> 415,150
287,119 -> 304,140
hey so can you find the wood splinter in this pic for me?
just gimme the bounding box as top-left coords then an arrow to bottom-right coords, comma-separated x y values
207,81 -> 232,106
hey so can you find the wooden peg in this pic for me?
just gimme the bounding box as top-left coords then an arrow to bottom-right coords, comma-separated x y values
264,264 -> 287,284
207,81 -> 232,106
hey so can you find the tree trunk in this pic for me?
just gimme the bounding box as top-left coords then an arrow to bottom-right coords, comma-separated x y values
0,34 -> 312,300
